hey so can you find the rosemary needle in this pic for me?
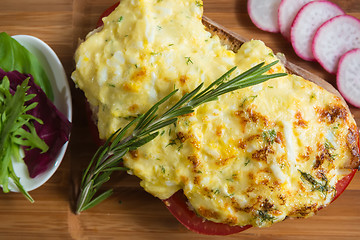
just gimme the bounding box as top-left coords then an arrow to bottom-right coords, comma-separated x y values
75,61 -> 286,214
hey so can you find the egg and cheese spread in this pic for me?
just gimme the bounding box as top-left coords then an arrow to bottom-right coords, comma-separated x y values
72,0 -> 360,227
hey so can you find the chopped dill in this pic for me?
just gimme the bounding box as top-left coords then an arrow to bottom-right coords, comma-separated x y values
258,210 -> 275,223
240,95 -> 257,107
185,56 -> 193,65
298,169 -> 329,196
166,139 -> 177,147
212,189 -> 220,194
226,177 -> 234,182
263,129 -> 277,144
324,141 -> 335,150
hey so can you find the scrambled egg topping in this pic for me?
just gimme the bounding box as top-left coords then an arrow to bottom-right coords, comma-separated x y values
72,0 -> 359,227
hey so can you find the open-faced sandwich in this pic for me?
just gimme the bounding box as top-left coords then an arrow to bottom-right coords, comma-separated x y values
71,0 -> 360,235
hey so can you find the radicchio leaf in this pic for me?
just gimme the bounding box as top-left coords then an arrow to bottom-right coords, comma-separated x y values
0,68 -> 71,178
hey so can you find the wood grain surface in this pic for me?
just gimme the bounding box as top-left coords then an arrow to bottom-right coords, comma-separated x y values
1,0 -> 360,239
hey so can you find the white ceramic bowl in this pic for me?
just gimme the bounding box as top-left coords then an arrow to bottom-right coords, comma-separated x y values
8,35 -> 72,192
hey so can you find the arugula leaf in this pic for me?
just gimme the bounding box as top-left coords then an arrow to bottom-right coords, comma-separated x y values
0,68 -> 71,178
0,76 -> 48,202
0,32 -> 54,101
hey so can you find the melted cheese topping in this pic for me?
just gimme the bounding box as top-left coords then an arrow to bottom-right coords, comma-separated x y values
72,0 -> 359,227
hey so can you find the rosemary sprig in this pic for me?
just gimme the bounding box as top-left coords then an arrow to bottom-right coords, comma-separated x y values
75,61 -> 286,214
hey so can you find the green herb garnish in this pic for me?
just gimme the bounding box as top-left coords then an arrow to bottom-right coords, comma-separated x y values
0,77 -> 48,202
166,139 -> 177,147
185,57 -> 193,65
258,210 -> 275,223
263,129 -> 277,144
212,188 -> 220,194
240,95 -> 257,107
324,141 -> 334,150
310,93 -> 316,100
75,61 -> 286,213
298,169 -> 329,196
160,165 -> 166,174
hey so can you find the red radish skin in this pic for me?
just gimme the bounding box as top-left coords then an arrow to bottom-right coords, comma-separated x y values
337,48 -> 360,108
291,0 -> 344,61
278,0 -> 313,41
248,0 -> 281,33
312,15 -> 360,74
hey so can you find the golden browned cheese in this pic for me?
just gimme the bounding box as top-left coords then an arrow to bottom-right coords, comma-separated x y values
71,0 -> 359,227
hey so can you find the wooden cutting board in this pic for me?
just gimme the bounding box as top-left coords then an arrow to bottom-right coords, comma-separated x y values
1,0 -> 360,239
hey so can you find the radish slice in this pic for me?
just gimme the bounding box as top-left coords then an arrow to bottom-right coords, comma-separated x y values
337,48 -> 360,108
291,0 -> 344,61
248,0 -> 281,33
278,0 -> 313,41
313,15 -> 360,74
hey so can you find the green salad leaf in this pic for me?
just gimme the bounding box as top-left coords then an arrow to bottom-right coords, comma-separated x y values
0,76 -> 48,202
0,32 -> 54,101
